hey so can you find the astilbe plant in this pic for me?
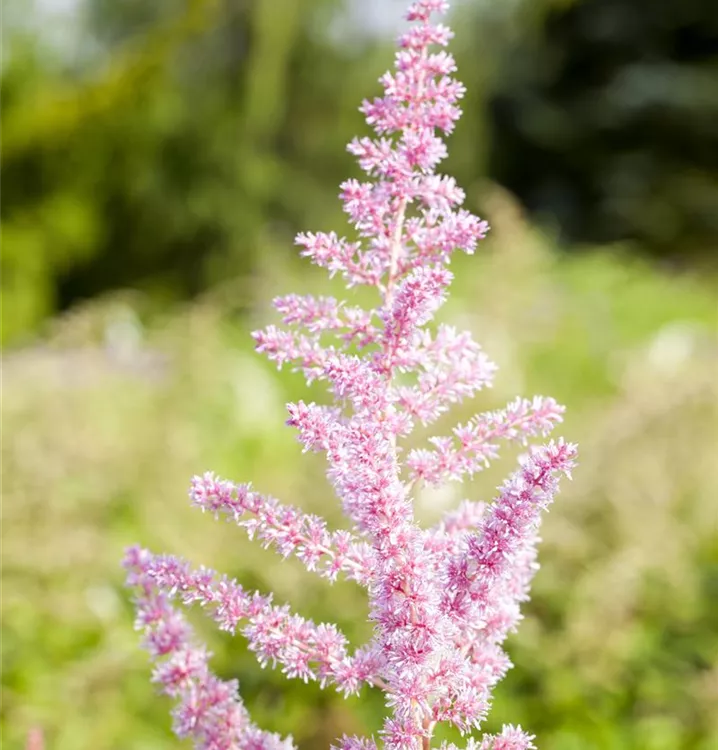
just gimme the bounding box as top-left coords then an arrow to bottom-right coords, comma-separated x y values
124,2 -> 577,748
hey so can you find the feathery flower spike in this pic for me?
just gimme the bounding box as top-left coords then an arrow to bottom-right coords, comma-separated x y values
125,1 -> 577,748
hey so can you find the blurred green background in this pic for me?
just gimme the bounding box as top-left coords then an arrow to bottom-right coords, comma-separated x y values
2,0 -> 717,748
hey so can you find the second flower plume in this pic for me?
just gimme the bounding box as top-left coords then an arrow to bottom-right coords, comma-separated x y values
124,1 -> 577,748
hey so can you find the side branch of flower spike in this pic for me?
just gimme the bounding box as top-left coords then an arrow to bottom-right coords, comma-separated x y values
407,397 -> 566,485
442,440 -> 578,653
190,472 -> 374,585
124,546 -> 297,750
124,547 -> 383,694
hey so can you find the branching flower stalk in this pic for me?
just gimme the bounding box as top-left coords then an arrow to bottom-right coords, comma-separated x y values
124,2 -> 577,749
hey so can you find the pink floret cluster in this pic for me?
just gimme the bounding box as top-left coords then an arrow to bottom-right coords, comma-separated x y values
124,1 -> 576,748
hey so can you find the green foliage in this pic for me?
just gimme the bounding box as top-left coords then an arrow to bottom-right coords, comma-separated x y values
3,199 -> 717,747
483,0 -> 718,261
2,0 -> 375,346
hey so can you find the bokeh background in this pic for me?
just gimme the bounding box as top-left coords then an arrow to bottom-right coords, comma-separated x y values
2,0 -> 718,748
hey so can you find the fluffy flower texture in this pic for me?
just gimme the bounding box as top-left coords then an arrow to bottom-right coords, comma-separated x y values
125,2 -> 577,749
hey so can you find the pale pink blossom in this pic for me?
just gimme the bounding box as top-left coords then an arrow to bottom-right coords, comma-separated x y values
125,1 -> 576,748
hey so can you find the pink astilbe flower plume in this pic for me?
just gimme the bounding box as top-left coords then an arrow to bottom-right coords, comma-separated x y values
124,1 -> 577,748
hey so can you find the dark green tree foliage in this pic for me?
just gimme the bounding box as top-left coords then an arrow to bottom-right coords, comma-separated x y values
486,0 -> 718,261
2,0 -> 380,345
